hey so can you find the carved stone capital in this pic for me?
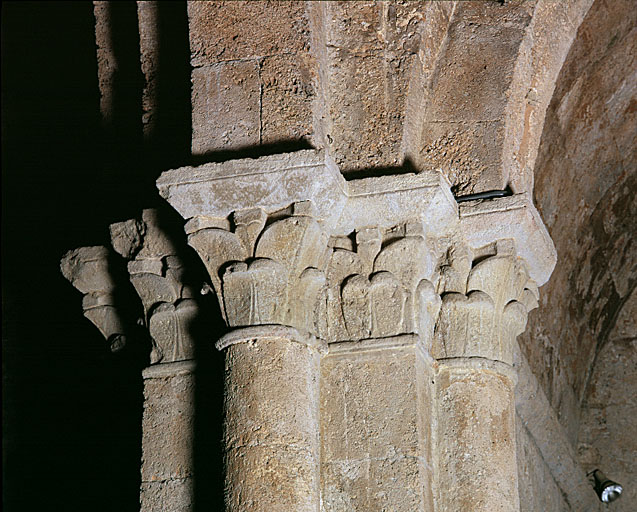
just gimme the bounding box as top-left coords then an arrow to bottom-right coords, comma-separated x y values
433,240 -> 539,365
157,149 -> 556,355
60,246 -> 127,352
186,201 -> 329,336
110,209 -> 199,365
322,221 -> 441,342
158,151 -> 457,346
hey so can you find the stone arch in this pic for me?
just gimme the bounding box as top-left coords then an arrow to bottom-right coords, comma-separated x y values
519,0 -> 636,471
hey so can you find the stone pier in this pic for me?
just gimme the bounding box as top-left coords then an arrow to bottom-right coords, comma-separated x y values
62,148 -> 557,512
154,148 -> 556,511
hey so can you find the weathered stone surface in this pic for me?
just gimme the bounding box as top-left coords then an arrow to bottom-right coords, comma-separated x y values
412,1 -> 534,192
309,1 -> 435,172
436,366 -> 519,512
577,290 -> 637,512
514,344 -> 599,510
191,62 -> 260,155
516,415 -> 570,512
188,1 -> 309,67
322,456 -> 427,512
502,0 -> 594,193
137,1 -> 159,137
110,209 -> 199,364
187,202 -> 328,334
223,336 -> 320,512
187,1 -> 314,154
60,246 -> 126,352
434,241 -> 538,365
261,54 -> 315,145
140,479 -> 193,512
49,4 -> 637,512
459,193 -> 556,287
141,367 -> 195,483
158,150 -> 348,226
520,0 -> 637,449
93,1 -> 114,123
322,223 -> 439,342
321,339 -> 433,512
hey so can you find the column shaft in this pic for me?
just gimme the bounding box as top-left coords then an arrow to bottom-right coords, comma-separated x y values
140,361 -> 195,512
220,328 -> 321,512
321,336 -> 434,512
435,361 -> 519,512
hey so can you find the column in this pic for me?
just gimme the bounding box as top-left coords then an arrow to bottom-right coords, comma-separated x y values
110,209 -> 201,512
218,327 -> 321,512
318,224 -> 441,512
185,200 -> 329,512
433,192 -> 556,512
155,149 -> 557,512
62,148 -> 560,511
139,361 -> 195,512
61,211 -> 200,512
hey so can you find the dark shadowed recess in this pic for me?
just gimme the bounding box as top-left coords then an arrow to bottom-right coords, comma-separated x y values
1,2 -> 220,511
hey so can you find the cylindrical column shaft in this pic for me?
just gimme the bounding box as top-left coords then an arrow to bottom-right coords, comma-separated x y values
140,361 -> 195,512
436,360 -> 519,512
219,327 -> 321,512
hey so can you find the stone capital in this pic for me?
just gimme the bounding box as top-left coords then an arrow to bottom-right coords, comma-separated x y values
433,240 -> 540,366
60,246 -> 127,352
110,209 -> 200,365
157,150 -> 556,353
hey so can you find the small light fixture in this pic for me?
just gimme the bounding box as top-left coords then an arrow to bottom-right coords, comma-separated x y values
588,469 -> 623,503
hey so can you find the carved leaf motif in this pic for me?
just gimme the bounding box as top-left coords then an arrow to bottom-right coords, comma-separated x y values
437,244 -> 471,295
148,299 -> 198,364
374,236 -> 433,289
327,249 -> 362,288
502,300 -> 528,362
222,258 -> 288,327
83,305 -> 126,351
356,227 -> 382,275
233,208 -> 266,255
129,272 -> 180,317
188,227 -> 247,308
433,291 -> 495,360
374,235 -> 433,333
341,274 -> 372,340
255,215 -> 325,279
294,268 -> 326,334
370,271 -> 406,338
519,288 -> 539,311
325,249 -> 362,340
467,255 -> 528,310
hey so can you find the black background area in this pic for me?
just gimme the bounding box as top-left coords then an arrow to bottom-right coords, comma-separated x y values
2,2 -> 223,511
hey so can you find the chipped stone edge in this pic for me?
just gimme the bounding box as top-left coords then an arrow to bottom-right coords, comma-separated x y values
157,149 -> 328,186
459,193 -> 557,286
142,359 -> 196,379
215,324 -> 327,353
156,149 -> 458,237
436,356 -> 519,384
327,334 -> 419,354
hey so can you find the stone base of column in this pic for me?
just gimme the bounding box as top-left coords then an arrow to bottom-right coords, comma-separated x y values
218,326 -> 321,512
140,360 -> 196,512
321,335 -> 434,512
435,358 -> 519,512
